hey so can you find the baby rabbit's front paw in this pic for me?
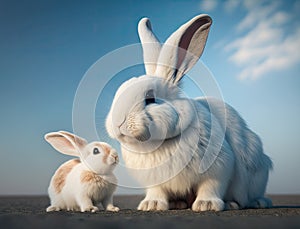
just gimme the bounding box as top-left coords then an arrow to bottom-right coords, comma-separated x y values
192,198 -> 224,212
138,199 -> 168,211
81,206 -> 99,213
46,205 -> 60,212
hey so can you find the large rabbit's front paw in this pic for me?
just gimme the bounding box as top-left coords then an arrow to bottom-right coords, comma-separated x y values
106,204 -> 120,212
137,199 -> 168,211
225,201 -> 240,210
192,198 -> 224,212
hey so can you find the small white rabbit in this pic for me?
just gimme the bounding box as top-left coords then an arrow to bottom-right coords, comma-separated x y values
45,131 -> 119,212
106,15 -> 273,211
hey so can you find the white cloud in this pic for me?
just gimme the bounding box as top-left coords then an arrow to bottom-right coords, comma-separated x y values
200,0 -> 218,12
236,1 -> 280,31
242,0 -> 266,10
224,1 -> 300,80
224,0 -> 240,13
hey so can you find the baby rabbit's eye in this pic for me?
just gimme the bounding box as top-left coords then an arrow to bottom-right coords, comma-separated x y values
145,89 -> 155,106
93,148 -> 100,155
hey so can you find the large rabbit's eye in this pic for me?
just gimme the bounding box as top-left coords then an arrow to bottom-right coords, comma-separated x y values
93,148 -> 100,155
145,89 -> 155,106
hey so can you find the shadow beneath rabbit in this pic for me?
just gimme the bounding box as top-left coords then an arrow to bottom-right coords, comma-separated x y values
272,205 -> 300,209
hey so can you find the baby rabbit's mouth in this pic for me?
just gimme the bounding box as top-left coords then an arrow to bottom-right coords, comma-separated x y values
110,154 -> 119,165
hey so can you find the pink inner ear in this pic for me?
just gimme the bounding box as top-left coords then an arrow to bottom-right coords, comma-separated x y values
58,136 -> 73,147
58,131 -> 87,149
177,17 -> 211,70
49,135 -> 76,153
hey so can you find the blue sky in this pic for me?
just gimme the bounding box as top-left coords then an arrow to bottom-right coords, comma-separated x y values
0,0 -> 299,195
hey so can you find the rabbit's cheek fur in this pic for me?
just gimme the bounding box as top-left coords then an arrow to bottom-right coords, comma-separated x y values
146,103 -> 180,139
145,99 -> 195,140
101,151 -> 109,164
102,152 -> 118,166
108,152 -> 119,165
97,143 -> 111,156
105,111 -> 120,139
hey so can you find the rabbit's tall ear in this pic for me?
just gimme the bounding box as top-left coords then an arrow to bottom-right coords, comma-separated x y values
44,131 -> 87,157
138,17 -> 162,76
155,14 -> 212,83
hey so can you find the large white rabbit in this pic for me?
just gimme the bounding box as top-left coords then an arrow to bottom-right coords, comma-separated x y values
106,14 -> 273,211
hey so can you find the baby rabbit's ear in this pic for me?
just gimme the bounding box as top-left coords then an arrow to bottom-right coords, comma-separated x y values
138,17 -> 162,76
44,131 -> 87,157
155,14 -> 212,83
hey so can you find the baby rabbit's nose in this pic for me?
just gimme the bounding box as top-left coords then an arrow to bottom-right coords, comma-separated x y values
113,154 -> 119,162
110,150 -> 119,163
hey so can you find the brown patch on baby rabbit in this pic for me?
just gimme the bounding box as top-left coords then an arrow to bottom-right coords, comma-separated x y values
53,159 -> 80,193
81,170 -> 105,183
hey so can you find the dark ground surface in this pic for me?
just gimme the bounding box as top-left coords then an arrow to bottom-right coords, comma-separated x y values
0,195 -> 299,228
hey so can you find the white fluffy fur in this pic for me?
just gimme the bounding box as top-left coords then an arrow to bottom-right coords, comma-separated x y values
106,15 -> 273,211
45,131 -> 119,212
